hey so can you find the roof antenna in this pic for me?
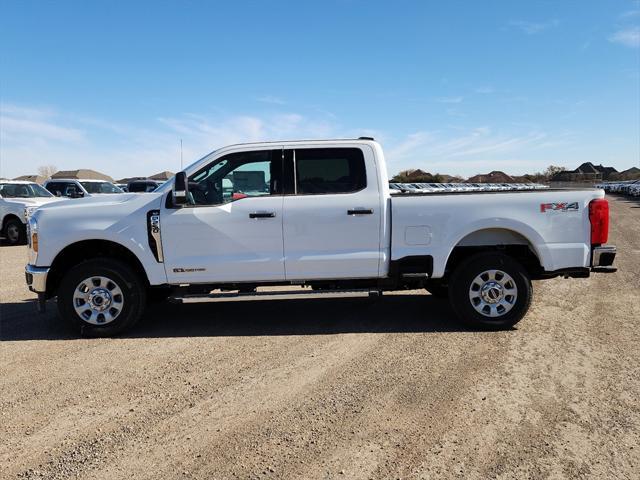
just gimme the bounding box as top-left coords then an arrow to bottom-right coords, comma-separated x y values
180,139 -> 183,170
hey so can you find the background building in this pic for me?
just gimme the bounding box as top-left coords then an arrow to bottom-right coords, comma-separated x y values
51,169 -> 114,182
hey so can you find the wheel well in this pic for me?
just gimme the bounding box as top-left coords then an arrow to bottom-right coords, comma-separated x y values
444,229 -> 543,281
2,214 -> 22,231
46,240 -> 149,297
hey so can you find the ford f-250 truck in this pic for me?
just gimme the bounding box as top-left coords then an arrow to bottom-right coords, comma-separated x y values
25,138 -> 617,336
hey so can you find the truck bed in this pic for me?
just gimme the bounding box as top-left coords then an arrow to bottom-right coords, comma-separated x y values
389,188 -> 604,278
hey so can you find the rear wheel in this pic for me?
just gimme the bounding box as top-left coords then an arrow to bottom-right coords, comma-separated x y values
449,252 -> 532,330
57,258 -> 146,337
3,218 -> 26,245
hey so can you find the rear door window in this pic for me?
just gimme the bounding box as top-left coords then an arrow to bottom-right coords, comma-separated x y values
294,148 -> 366,195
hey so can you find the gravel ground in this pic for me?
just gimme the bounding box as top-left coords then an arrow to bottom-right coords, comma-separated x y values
1,195 -> 639,480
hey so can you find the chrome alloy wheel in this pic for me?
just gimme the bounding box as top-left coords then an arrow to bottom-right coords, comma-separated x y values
468,269 -> 518,318
73,276 -> 124,325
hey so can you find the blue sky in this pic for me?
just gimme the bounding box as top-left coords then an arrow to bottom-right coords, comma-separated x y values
1,0 -> 639,179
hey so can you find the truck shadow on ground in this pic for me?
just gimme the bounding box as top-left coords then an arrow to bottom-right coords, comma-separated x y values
1,294 -> 499,341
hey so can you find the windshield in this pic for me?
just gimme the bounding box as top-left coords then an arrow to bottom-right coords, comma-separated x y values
80,181 -> 122,194
128,182 -> 159,192
0,182 -> 53,198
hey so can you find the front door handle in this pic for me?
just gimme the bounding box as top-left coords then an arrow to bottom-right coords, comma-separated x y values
249,212 -> 276,219
347,209 -> 373,215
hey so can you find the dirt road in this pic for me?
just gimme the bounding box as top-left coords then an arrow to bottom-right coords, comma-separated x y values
1,195 -> 639,479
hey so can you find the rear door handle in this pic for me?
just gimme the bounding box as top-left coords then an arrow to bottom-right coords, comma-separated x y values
347,209 -> 373,215
249,212 -> 276,219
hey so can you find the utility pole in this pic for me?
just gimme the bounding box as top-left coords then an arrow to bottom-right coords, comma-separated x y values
180,139 -> 183,170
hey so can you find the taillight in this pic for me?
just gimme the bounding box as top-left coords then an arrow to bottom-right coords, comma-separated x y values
589,198 -> 609,245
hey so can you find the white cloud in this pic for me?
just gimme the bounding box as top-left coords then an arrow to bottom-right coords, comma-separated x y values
256,95 -> 286,105
387,131 -> 435,160
0,103 -> 338,179
434,96 -> 463,104
620,9 -> 640,19
384,126 -> 562,176
474,86 -> 495,94
609,27 -> 640,47
0,103 -> 622,180
0,104 -> 84,143
509,19 -> 559,35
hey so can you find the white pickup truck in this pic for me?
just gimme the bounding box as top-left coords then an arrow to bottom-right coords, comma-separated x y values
25,138 -> 617,336
1,181 -> 66,245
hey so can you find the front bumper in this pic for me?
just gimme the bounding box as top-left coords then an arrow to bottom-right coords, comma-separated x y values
591,245 -> 617,273
25,264 -> 50,293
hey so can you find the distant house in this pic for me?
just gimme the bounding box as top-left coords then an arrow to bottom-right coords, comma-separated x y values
51,169 -> 114,182
115,177 -> 146,185
551,162 -> 618,182
511,176 -> 535,183
13,174 -> 47,184
610,167 -> 640,181
391,169 -> 457,183
438,174 -> 465,183
465,171 -> 515,183
149,171 -> 175,181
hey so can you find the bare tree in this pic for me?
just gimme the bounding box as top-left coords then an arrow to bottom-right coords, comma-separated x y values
37,165 -> 58,178
543,165 -> 566,178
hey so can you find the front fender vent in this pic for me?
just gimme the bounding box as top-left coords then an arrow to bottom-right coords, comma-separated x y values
147,210 -> 164,263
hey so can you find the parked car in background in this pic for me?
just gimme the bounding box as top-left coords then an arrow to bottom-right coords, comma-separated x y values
1,181 -> 66,245
44,179 -> 123,198
390,182 -> 548,194
115,183 -> 129,192
597,179 -> 640,196
127,179 -> 163,193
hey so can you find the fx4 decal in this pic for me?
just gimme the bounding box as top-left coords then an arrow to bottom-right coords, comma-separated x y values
540,202 -> 579,213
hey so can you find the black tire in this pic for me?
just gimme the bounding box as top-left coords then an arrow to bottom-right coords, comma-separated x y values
57,258 -> 147,337
3,218 -> 26,245
425,281 -> 448,299
448,252 -> 532,330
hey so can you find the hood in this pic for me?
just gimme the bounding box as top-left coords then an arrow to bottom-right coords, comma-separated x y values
35,192 -> 164,218
38,192 -> 151,210
4,196 -> 68,207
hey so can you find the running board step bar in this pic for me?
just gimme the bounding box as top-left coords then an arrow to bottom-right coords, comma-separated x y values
169,289 -> 383,304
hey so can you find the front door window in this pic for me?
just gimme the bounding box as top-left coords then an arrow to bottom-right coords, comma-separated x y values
188,150 -> 282,206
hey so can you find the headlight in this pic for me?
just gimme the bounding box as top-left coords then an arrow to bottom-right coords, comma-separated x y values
28,216 -> 38,254
24,206 -> 38,220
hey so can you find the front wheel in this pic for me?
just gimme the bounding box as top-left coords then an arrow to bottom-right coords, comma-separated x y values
3,218 -> 26,245
448,252 -> 532,330
57,258 -> 147,337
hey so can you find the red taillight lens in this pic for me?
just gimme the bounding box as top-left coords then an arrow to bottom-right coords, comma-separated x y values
589,198 -> 609,245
